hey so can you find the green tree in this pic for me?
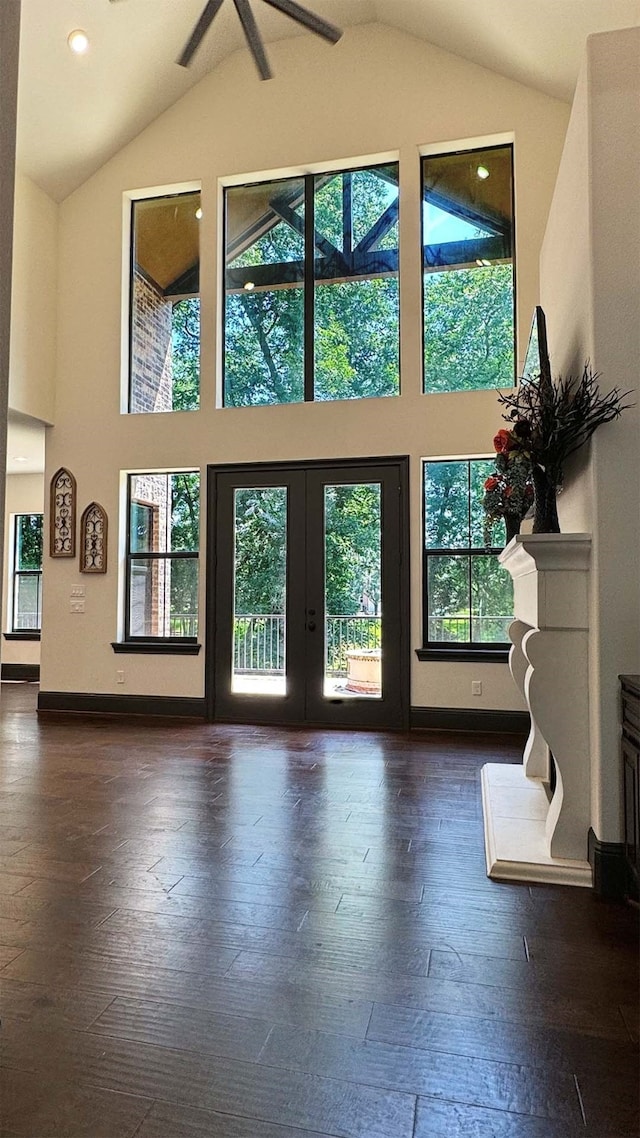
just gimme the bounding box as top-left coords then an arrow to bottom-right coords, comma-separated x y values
169,473 -> 200,632
424,264 -> 514,393
17,514 -> 43,570
224,168 -> 399,406
171,298 -> 200,411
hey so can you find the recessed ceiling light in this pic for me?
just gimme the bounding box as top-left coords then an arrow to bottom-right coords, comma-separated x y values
67,29 -> 90,55
244,282 -> 255,291
195,207 -> 203,220
477,165 -> 490,180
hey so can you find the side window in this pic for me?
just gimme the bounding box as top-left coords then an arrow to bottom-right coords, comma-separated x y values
224,162 -> 399,406
12,514 -> 43,632
422,145 -> 515,393
126,473 -> 200,640
423,460 -> 513,653
129,191 -> 200,413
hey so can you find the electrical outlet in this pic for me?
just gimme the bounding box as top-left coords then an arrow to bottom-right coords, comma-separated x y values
472,680 -> 482,696
116,670 -> 125,684
69,600 -> 85,613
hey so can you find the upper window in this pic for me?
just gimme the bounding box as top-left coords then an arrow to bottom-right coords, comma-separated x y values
125,473 -> 200,640
129,191 -> 200,414
11,514 -> 43,632
422,145 -> 515,394
224,162 -> 399,406
422,460 -> 512,655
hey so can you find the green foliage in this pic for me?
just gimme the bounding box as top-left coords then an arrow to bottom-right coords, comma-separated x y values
424,461 -> 512,644
324,485 -> 381,615
234,488 -> 287,614
224,167 -> 399,406
424,265 -> 514,393
171,299 -> 200,411
231,484 -> 381,620
169,473 -> 200,630
17,514 -> 43,570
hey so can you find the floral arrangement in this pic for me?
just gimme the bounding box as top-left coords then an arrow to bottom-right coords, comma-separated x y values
483,423 -> 534,544
496,363 -> 633,533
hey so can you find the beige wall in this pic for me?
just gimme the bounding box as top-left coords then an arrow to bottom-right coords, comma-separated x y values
541,27 -> 640,842
0,1 -> 21,687
9,174 -> 57,424
41,23 -> 570,706
2,472 -> 44,667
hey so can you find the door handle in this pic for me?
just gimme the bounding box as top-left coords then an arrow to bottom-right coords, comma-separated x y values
307,621 -> 316,632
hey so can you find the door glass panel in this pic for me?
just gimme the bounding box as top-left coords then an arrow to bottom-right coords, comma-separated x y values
324,483 -> 382,699
232,487 -> 287,696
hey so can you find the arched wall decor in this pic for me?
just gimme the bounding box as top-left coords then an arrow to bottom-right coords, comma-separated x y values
49,467 -> 77,557
80,502 -> 108,573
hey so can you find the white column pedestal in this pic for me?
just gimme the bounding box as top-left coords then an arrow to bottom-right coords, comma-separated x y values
481,534 -> 593,887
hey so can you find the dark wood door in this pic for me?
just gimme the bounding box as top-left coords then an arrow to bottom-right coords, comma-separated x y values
207,458 -> 409,729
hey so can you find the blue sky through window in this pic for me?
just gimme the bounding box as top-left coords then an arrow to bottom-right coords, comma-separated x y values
423,201 -> 491,244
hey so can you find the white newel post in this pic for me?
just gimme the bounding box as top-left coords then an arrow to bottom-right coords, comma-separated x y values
481,534 -> 593,887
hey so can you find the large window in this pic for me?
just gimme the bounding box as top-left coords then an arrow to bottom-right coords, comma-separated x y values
11,514 -> 43,633
129,191 -> 200,414
125,473 -> 200,640
422,460 -> 513,656
422,145 -> 515,394
224,162 -> 399,406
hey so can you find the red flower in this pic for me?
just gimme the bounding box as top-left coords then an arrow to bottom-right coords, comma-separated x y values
493,429 -> 514,454
505,485 -> 514,498
484,476 -> 499,490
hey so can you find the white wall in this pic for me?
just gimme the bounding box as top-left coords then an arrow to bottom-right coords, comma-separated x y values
540,26 -> 640,842
0,1 -> 21,688
2,471 -> 44,667
9,173 -> 57,424
41,23 -> 570,707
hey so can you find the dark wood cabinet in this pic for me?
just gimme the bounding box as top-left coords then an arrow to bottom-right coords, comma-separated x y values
621,674 -> 640,900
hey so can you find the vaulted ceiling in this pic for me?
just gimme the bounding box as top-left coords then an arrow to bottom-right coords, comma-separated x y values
17,0 -> 640,202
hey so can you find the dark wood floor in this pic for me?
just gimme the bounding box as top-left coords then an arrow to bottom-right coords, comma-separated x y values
0,682 -> 638,1138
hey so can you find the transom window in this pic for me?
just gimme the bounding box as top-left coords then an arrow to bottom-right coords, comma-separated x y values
129,191 -> 200,414
125,473 -> 200,640
422,145 -> 515,394
423,460 -> 513,656
224,162 -> 399,406
11,514 -> 43,633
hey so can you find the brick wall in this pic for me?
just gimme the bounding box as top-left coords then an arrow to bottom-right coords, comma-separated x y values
130,270 -> 173,413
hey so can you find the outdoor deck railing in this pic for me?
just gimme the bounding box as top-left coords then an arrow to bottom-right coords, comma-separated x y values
168,613 -> 513,667
232,614 -> 381,676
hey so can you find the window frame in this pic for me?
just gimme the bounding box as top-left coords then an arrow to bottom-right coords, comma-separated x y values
222,160 -> 400,407
122,472 -> 200,649
419,459 -> 511,663
127,188 -> 201,416
10,513 -> 43,636
421,142 -> 517,397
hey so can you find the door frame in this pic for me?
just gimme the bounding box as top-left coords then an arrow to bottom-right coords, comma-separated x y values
205,456 -> 411,729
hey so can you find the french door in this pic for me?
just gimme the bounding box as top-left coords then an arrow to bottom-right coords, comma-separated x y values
207,458 -> 409,728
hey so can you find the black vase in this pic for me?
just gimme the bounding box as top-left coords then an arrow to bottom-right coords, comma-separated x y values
531,464 -> 560,533
504,513 -> 521,543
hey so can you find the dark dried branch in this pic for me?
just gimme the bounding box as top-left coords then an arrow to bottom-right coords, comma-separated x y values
497,363 -> 633,483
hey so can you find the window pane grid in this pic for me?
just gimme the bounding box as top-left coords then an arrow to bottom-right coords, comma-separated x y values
126,473 -> 200,641
423,459 -> 513,649
224,162 -> 399,407
422,144 -> 515,395
12,514 -> 43,632
129,191 -> 201,415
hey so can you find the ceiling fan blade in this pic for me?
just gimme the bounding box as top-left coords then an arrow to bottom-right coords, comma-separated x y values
177,0 -> 226,67
233,0 -> 273,80
261,0 -> 342,44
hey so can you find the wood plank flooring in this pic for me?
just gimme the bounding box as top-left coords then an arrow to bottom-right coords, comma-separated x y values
0,682 -> 638,1138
